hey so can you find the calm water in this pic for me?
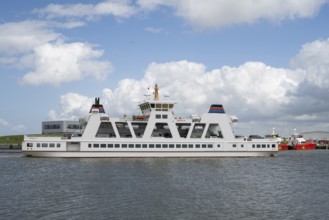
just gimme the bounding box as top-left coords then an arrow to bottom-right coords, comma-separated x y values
1,151 -> 329,220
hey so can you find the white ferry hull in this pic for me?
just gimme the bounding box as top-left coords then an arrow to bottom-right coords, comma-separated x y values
22,150 -> 277,158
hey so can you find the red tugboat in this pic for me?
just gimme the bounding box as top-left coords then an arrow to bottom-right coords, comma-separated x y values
287,129 -> 316,150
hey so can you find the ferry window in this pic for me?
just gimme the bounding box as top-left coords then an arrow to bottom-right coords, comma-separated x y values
27,143 -> 33,147
42,143 -> 48,148
115,144 -> 120,148
169,144 -> 174,148
169,104 -> 174,108
272,144 -> 276,148
94,144 -> 99,148
252,144 -> 255,148
149,144 -> 154,148
88,144 -> 91,148
129,144 -> 134,148
233,144 -> 236,148
136,144 -> 141,148
96,122 -> 116,138
151,104 -> 155,108
241,144 -> 244,148
189,144 -> 193,148
176,144 -> 181,148
182,144 -> 187,148
202,144 -> 207,148
208,144 -> 213,148
156,144 -> 161,148
205,123 -> 223,139
257,144 -> 260,148
267,144 -> 270,148
162,115 -> 168,119
122,144 -> 127,148
57,143 -> 60,148
132,122 -> 147,138
37,143 -> 40,148
108,144 -> 114,148
191,123 -> 206,138
101,144 -> 106,148
152,123 -> 172,138
176,123 -> 191,138
49,143 -> 55,148
142,144 -> 147,148
156,114 -> 161,119
115,122 -> 132,138
163,144 -> 168,148
262,144 -> 266,148
217,144 -> 220,148
196,144 -> 200,148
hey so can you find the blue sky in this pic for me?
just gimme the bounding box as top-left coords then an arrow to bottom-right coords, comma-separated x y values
1,0 -> 329,137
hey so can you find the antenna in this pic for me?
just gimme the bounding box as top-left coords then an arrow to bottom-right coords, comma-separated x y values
154,83 -> 159,101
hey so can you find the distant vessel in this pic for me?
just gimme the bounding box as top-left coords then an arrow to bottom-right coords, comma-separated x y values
22,84 -> 278,158
286,129 -> 316,150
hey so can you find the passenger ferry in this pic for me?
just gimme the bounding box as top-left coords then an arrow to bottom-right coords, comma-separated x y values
22,84 -> 278,157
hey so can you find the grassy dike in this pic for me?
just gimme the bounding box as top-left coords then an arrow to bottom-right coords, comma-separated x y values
0,135 -> 24,149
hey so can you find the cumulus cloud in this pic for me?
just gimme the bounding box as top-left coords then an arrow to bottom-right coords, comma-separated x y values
20,41 -> 112,86
50,60 -> 298,129
0,20 -> 112,86
48,93 -> 93,120
290,38 -> 329,89
49,37 -> 329,135
0,20 -> 60,55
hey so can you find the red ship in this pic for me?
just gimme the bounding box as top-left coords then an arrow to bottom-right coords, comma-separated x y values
286,130 -> 316,150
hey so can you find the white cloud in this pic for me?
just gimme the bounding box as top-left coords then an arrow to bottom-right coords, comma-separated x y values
34,0 -> 137,20
0,118 -> 10,127
290,38 -> 329,89
32,0 -> 328,30
138,0 -> 327,29
20,41 -> 112,86
0,20 -> 112,86
0,118 -> 26,134
51,37 -> 329,136
145,27 -> 164,33
52,60 -> 299,130
0,20 -> 60,55
48,93 -> 93,120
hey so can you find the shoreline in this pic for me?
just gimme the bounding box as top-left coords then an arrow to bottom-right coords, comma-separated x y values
0,144 -> 22,150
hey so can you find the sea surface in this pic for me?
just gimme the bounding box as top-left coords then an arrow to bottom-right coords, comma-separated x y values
1,151 -> 329,220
